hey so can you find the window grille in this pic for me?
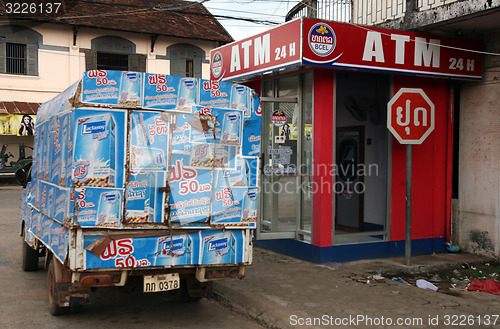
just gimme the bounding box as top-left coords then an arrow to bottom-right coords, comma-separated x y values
6,43 -> 27,74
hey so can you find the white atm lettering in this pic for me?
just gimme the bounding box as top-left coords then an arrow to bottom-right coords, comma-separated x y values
362,32 -> 441,69
362,31 -> 385,63
230,45 -> 241,72
254,34 -> 270,66
230,33 -> 271,73
391,34 -> 410,65
414,37 -> 440,68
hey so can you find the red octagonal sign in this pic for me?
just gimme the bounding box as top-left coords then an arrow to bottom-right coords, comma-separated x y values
387,88 -> 435,144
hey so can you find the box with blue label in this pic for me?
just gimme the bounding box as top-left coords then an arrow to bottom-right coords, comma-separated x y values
75,187 -> 123,228
72,109 -> 126,188
82,71 -> 143,107
40,214 -> 51,246
169,156 -> 212,224
83,231 -> 201,269
54,187 -> 70,224
176,77 -> 199,113
50,220 -> 68,263
187,143 -> 238,169
211,187 -> 258,226
199,79 -> 232,109
125,171 -> 165,224
199,230 -> 244,265
143,74 -> 181,110
129,111 -> 168,171
154,234 -> 197,266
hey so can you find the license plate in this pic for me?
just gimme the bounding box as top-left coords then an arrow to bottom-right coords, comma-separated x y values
143,273 -> 180,293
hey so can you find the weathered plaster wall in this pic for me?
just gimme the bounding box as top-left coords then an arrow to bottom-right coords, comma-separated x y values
457,30 -> 500,258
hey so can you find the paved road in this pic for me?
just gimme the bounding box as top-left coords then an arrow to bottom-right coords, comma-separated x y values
0,188 -> 263,329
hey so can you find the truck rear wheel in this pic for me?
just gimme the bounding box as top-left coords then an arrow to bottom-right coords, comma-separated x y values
48,260 -> 69,316
21,238 -> 38,271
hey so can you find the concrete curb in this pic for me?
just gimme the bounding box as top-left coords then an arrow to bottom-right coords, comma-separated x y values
212,282 -> 293,329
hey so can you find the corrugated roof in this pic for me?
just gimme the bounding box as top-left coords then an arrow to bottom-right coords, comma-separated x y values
0,0 -> 233,43
0,102 -> 40,115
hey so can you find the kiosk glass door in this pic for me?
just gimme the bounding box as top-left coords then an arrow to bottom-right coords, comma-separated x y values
258,74 -> 313,241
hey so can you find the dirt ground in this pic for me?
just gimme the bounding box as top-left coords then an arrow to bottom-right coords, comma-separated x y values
383,260 -> 500,297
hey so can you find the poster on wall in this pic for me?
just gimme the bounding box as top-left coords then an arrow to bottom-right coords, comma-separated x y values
0,114 -> 37,136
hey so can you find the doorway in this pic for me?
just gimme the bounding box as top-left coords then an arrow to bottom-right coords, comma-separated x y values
334,71 -> 390,245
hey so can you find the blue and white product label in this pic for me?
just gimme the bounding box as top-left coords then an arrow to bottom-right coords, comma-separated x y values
97,190 -> 122,228
72,109 -> 126,188
129,111 -> 168,171
230,84 -> 250,117
118,71 -> 143,107
188,143 -> 237,169
38,122 -> 49,181
176,78 -> 199,113
221,112 -> 242,145
28,180 -> 38,208
171,113 -> 192,151
40,215 -> 51,246
143,74 -> 181,110
211,187 -> 257,227
241,188 -> 258,223
215,157 -> 258,188
169,155 -> 212,225
56,113 -> 70,186
30,208 -> 41,237
242,119 -> 261,157
49,116 -> 61,185
74,187 -> 123,228
31,131 -> 39,183
125,171 -> 165,224
54,187 -> 70,224
39,181 -> 52,217
50,220 -> 68,262
189,108 -> 220,144
83,232 -> 201,269
61,112 -> 74,187
82,70 -> 125,106
199,79 -> 232,109
199,230 -> 244,265
155,235 -> 193,266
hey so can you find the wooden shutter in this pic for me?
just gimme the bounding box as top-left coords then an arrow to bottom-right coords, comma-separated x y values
26,43 -> 38,75
85,49 -> 97,71
128,54 -> 147,72
0,42 -> 5,74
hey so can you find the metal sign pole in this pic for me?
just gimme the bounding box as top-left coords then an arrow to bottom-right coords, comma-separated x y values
405,144 -> 412,266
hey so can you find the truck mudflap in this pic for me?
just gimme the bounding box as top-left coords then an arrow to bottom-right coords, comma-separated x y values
53,282 -> 92,308
196,264 -> 245,282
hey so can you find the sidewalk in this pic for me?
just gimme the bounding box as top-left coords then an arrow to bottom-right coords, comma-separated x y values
213,248 -> 500,329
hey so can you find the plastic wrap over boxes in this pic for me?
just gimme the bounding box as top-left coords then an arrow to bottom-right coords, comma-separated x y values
21,70 -> 260,266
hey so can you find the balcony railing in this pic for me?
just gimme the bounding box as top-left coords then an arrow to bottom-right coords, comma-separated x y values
286,0 -> 459,25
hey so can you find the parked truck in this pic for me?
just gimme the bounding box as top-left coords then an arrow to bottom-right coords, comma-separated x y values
18,70 -> 261,315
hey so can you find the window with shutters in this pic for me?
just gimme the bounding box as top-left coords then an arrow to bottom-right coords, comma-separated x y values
167,44 -> 205,78
86,36 -> 146,72
0,26 -> 41,76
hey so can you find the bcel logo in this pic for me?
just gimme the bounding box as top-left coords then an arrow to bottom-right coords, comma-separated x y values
211,51 -> 223,78
308,23 -> 336,57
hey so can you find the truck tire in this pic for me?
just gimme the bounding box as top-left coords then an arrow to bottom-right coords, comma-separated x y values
21,239 -> 38,271
48,260 -> 69,316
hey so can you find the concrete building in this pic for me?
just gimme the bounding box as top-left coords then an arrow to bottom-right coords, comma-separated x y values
286,0 -> 500,258
0,0 -> 232,162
